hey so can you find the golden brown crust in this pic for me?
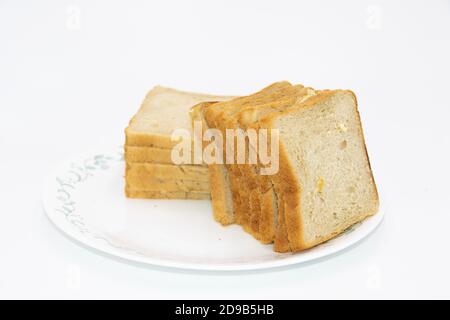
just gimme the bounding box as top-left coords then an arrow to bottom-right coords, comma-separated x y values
190,101 -> 236,225
232,85 -> 303,236
270,174 -> 291,252
202,83 -> 285,233
125,131 -> 184,149
273,144 -> 304,250
248,186 -> 261,237
348,91 -> 380,209
204,82 -> 296,238
227,166 -> 247,227
239,88 -> 316,248
208,164 -> 235,225
126,162 -> 209,183
272,202 -> 290,252
189,101 -> 220,131
125,145 -> 207,165
125,176 -> 210,193
202,83 -> 321,249
125,189 -> 210,200
258,190 -> 275,244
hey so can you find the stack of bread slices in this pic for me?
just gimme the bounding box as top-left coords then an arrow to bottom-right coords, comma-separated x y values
124,86 -> 233,200
125,82 -> 379,253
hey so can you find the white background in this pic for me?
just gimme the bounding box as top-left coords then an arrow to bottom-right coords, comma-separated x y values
1,0 -> 449,299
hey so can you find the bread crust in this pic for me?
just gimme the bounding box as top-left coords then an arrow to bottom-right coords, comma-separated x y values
125,145 -> 206,165
350,91 -> 380,210
241,88 -> 315,246
126,162 -> 209,183
125,189 -> 210,200
203,82 -> 294,237
125,131 -> 182,149
190,102 -> 236,225
208,164 -> 235,225
125,176 -> 210,193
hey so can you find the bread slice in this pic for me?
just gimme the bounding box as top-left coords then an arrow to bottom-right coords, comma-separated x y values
125,145 -> 204,165
202,82 -> 292,233
261,90 -> 379,251
124,87 -> 233,200
202,84 -> 290,228
218,85 -> 309,243
190,102 -> 235,225
126,189 -> 210,200
126,163 -> 209,183
125,86 -> 233,149
125,178 -> 210,193
231,86 -> 317,245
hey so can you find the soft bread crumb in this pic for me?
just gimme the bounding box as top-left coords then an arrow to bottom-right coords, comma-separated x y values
316,177 -> 325,193
338,123 -> 348,132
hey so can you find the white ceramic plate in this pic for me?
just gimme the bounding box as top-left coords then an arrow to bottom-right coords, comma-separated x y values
43,147 -> 384,271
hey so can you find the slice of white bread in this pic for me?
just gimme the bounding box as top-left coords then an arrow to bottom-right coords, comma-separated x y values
219,84 -> 309,244
232,86 -> 317,246
202,84 -> 286,230
125,162 -> 210,198
125,145 -> 205,165
190,102 -> 235,225
126,189 -> 210,200
125,178 -> 210,193
192,102 -> 247,227
202,82 -> 292,233
125,86 -> 234,149
125,87 -> 234,200
126,163 -> 209,182
261,90 -> 379,251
